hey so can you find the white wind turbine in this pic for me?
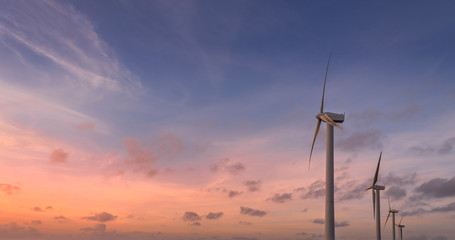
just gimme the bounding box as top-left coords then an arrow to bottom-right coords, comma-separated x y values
365,152 -> 385,240
384,196 -> 400,240
309,52 -> 345,240
396,217 -> 405,240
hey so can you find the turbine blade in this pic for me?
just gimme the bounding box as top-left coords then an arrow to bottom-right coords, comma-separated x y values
320,51 -> 333,114
388,195 -> 391,211
309,119 -> 321,168
372,189 -> 375,219
384,211 -> 391,230
320,114 -> 342,129
372,151 -> 382,186
399,216 -> 404,225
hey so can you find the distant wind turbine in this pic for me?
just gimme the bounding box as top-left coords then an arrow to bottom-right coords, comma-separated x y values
396,217 -> 405,240
385,196 -> 400,240
365,152 -> 385,240
309,51 -> 345,240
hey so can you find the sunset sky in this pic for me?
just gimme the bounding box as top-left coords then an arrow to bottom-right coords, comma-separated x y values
1,1 -> 455,240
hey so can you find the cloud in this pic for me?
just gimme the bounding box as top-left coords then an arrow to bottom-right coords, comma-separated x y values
228,190 -> 243,198
54,215 -> 68,223
407,235 -> 428,240
388,103 -> 420,121
82,212 -> 117,222
299,180 -> 326,199
337,129 -> 384,152
311,218 -> 349,227
349,108 -> 384,127
386,186 -> 407,200
240,206 -> 266,217
335,221 -> 350,227
30,220 -> 42,225
402,201 -> 455,216
182,212 -> 201,222
337,179 -> 369,201
50,148 -> 68,163
112,134 -> 185,178
232,237 -> 257,240
401,208 -> 428,217
31,207 -> 45,212
80,223 -> 106,232
382,172 -> 417,187
238,221 -> 253,226
76,122 -> 95,131
438,137 -> 455,155
433,236 -> 448,240
0,0 -> 140,93
0,183 -> 20,195
244,180 -> 261,192
45,206 -> 53,211
267,193 -> 292,203
206,212 -> 223,220
0,222 -> 40,238
415,176 -> 455,198
430,201 -> 455,212
295,232 -> 324,240
190,222 -> 201,226
312,218 -> 324,224
407,145 -> 434,155
210,158 -> 245,175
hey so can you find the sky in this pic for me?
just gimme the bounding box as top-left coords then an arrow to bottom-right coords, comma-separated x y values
0,0 -> 455,239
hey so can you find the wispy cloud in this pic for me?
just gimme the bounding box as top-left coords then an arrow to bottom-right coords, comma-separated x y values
244,180 -> 261,192
240,206 -> 266,217
0,183 -> 20,195
311,218 -> 350,227
210,158 -> 245,175
0,0 -> 140,93
82,212 -> 117,222
267,193 -> 292,203
206,212 -> 223,220
337,129 -> 385,152
49,148 -> 68,163
80,223 -> 106,233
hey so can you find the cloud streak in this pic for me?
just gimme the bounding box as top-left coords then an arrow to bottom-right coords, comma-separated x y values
82,212 -> 117,222
240,206 -> 266,217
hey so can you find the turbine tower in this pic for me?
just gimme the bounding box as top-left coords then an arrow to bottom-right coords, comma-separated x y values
309,52 -> 344,240
385,196 -> 400,240
396,217 -> 405,240
366,152 -> 385,240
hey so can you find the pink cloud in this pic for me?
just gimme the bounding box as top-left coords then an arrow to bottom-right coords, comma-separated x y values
50,148 -> 68,163
0,184 -> 20,195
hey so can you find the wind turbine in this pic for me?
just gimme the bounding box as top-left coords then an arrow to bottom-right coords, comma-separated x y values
365,152 -> 385,240
309,52 -> 345,240
384,196 -> 400,240
396,217 -> 405,240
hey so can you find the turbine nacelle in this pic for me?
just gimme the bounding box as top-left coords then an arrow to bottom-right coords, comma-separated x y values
316,112 -> 345,123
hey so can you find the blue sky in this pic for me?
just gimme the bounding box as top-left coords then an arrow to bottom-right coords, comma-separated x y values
1,1 -> 455,240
